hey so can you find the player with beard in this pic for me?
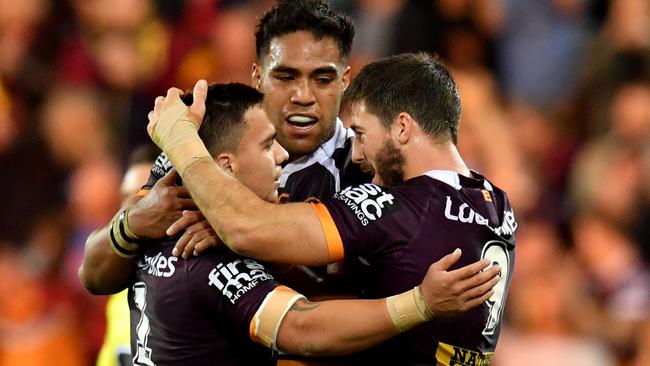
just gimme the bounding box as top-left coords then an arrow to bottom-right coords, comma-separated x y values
81,0 -> 369,297
91,82 -> 499,365
146,53 -> 517,365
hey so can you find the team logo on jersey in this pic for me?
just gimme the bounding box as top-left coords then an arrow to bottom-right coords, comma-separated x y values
207,259 -> 273,304
137,252 -> 178,278
334,184 -> 400,226
443,196 -> 517,237
151,152 -> 172,178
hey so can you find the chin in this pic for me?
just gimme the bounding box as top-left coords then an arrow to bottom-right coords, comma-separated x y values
286,141 -> 321,157
267,192 -> 279,203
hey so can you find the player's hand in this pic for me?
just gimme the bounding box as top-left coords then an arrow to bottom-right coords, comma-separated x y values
169,210 -> 223,258
420,249 -> 500,316
127,169 -> 197,239
146,80 -> 207,139
146,80 -> 210,175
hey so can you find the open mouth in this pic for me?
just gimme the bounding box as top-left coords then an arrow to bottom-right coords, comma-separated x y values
286,115 -> 318,129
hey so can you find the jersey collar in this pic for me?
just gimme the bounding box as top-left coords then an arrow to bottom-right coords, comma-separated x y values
423,170 -> 493,192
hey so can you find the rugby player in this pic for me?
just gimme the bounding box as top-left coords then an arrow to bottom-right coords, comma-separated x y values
147,54 -> 517,365
96,145 -> 160,366
115,82 -> 500,365
81,0 -> 367,296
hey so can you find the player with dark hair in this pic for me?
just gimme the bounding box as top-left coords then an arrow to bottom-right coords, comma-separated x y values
81,0 -> 368,296
147,53 -> 516,365
110,82 -> 499,365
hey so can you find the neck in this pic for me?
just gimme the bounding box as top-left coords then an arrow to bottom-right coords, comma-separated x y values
402,138 -> 470,180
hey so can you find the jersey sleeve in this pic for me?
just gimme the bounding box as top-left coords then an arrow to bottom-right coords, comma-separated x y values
186,250 -> 281,340
312,183 -> 403,261
141,152 -> 173,189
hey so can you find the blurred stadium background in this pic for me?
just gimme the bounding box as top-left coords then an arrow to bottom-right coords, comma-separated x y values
0,0 -> 648,365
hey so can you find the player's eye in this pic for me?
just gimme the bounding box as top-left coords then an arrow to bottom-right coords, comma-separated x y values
314,76 -> 333,84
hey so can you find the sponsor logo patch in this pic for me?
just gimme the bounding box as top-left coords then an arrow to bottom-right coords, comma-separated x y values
208,259 -> 273,304
333,184 -> 400,226
137,252 -> 178,278
443,196 -> 517,237
151,152 -> 172,179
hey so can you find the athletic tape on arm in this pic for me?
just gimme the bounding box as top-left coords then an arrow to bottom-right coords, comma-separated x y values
250,286 -> 306,350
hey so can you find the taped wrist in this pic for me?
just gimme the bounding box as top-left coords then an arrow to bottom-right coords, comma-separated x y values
151,100 -> 211,176
109,208 -> 140,258
386,286 -> 434,332
250,286 -> 306,350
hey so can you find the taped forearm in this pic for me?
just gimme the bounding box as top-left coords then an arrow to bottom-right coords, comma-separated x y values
150,101 -> 211,176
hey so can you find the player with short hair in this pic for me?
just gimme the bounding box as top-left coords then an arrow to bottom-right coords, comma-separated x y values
80,0 -> 367,296
147,53 -> 516,365
121,82 -> 499,365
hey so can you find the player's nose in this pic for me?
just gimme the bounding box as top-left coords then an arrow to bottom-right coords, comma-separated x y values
290,79 -> 316,106
273,140 -> 289,165
351,138 -> 364,164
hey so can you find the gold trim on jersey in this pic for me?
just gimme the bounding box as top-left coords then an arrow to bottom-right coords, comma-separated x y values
435,342 -> 493,366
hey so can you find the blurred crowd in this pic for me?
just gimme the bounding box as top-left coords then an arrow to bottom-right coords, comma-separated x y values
0,0 -> 648,365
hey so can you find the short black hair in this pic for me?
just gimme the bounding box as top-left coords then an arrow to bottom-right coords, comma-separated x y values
343,53 -> 462,144
181,83 -> 264,155
255,0 -> 354,62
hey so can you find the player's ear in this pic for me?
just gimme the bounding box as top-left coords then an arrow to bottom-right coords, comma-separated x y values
341,65 -> 351,91
394,112 -> 413,145
251,63 -> 262,90
216,153 -> 236,176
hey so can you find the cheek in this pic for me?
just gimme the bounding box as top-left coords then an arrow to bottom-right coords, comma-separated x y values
263,96 -> 282,115
322,89 -> 342,112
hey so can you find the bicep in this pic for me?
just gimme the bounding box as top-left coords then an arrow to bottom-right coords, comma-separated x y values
242,202 -> 335,266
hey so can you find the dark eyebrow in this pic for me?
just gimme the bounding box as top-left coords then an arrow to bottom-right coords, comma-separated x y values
270,66 -> 298,74
310,66 -> 338,77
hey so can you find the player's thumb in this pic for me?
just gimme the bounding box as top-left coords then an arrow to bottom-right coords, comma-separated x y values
188,79 -> 208,124
435,248 -> 462,270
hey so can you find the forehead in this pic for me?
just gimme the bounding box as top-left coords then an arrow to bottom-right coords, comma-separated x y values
241,106 -> 274,139
262,31 -> 344,71
348,102 -> 382,129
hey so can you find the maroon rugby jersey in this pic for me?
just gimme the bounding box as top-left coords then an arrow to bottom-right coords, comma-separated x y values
312,170 -> 517,365
127,242 -> 279,365
142,120 -> 371,297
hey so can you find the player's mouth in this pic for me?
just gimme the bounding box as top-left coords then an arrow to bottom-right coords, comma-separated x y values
285,114 -> 318,132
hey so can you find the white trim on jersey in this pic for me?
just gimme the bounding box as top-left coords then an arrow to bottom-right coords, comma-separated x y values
423,170 -> 493,192
279,118 -> 354,192
424,170 -> 462,190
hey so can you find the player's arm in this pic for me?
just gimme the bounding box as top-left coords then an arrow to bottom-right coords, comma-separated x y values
79,194 -> 142,295
148,82 -> 333,265
258,250 -> 500,356
79,170 -> 195,294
